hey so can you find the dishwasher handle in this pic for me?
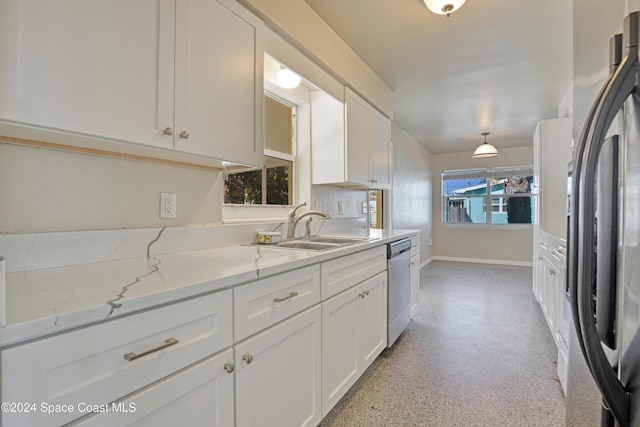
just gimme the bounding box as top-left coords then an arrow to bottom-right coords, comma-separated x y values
388,238 -> 412,258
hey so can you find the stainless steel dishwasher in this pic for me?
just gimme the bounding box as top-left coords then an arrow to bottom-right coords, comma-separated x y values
387,238 -> 412,347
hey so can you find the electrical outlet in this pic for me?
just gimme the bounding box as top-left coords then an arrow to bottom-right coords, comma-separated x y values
429,238 -> 433,246
338,201 -> 343,215
160,192 -> 176,219
362,202 -> 368,214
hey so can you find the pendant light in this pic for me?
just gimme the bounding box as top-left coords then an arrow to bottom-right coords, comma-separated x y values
473,132 -> 500,158
423,0 -> 466,17
276,67 -> 301,89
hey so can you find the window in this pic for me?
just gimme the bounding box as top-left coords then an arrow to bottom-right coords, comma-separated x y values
224,94 -> 295,205
442,167 -> 535,226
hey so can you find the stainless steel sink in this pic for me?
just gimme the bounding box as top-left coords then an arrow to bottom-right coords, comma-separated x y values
275,241 -> 341,251
247,235 -> 378,251
308,236 -> 378,244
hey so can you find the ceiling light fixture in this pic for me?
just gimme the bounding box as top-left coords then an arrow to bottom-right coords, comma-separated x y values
423,0 -> 466,17
276,67 -> 301,89
473,132 -> 500,158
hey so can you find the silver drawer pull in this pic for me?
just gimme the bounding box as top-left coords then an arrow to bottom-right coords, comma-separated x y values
242,354 -> 253,364
273,292 -> 298,303
124,337 -> 179,361
224,362 -> 235,373
163,127 -> 173,136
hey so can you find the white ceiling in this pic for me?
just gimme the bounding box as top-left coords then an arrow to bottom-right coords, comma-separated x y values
304,0 -> 573,154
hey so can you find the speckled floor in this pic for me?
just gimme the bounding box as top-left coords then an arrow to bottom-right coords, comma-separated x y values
319,261 -> 566,427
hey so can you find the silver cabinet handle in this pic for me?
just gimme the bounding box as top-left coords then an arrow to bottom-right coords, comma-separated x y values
359,290 -> 370,298
549,270 -> 556,276
224,362 -> 235,373
273,292 -> 298,303
124,337 -> 179,361
242,354 -> 253,364
179,131 -> 190,139
163,127 -> 173,136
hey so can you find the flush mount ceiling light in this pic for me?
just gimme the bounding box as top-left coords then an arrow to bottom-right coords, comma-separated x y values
423,0 -> 466,17
276,67 -> 301,89
473,132 -> 500,158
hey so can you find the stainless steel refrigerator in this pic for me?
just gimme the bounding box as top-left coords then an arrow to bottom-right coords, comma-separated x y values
566,11 -> 640,427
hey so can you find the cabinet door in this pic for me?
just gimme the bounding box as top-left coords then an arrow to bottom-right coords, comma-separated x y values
534,118 -> 572,234
174,0 -> 264,166
0,0 -> 175,149
370,109 -> 391,187
69,350 -> 235,427
321,285 -> 361,417
345,88 -> 372,186
360,272 -> 388,370
410,253 -> 420,315
542,257 -> 559,335
310,91 -> 346,184
235,306 -> 321,427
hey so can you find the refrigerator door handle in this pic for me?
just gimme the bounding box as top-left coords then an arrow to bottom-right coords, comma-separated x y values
569,33 -> 622,375
595,136 -> 619,349
575,13 -> 640,427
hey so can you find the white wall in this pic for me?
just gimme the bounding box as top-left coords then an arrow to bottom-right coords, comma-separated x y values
0,142 -> 222,234
431,146 -> 534,264
391,124 -> 433,262
572,0 -> 625,144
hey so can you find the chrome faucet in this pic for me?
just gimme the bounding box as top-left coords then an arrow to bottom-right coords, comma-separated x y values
287,202 -> 307,239
286,202 -> 331,239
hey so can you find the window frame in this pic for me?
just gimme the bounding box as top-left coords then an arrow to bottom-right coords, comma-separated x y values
223,92 -> 297,207
441,166 -> 535,229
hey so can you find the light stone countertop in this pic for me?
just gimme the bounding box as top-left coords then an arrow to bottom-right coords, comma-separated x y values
1,229 -> 418,347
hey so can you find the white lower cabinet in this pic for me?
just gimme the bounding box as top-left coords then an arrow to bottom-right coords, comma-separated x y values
0,243 -> 399,426
409,237 -> 420,316
533,229 -> 569,395
0,290 -> 232,427
69,349 -> 235,427
235,305 -> 322,427
321,271 -> 387,417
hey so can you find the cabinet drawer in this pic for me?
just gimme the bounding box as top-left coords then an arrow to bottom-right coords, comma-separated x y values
321,246 -> 386,299
1,290 -> 232,427
234,265 -> 320,341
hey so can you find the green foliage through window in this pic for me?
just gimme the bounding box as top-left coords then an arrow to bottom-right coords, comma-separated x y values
224,157 -> 292,205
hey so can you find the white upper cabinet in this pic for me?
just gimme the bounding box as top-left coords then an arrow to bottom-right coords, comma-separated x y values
370,108 -> 392,186
174,0 -> 263,166
0,0 -> 175,150
311,88 -> 391,188
0,0 -> 264,167
533,118 -> 572,237
344,89 -> 373,185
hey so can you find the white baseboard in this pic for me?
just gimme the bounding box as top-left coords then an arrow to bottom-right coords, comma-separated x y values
422,257 -> 435,268
431,256 -> 533,268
